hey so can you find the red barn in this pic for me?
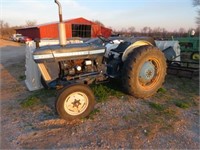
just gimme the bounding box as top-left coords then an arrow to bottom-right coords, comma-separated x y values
16,17 -> 112,40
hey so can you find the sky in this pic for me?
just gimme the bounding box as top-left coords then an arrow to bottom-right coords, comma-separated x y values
1,0 -> 199,31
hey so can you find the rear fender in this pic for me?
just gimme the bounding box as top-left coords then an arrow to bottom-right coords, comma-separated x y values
122,40 -> 153,62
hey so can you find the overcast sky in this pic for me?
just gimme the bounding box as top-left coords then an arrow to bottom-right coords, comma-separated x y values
1,0 -> 198,31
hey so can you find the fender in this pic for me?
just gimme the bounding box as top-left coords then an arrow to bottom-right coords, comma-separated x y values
122,40 -> 154,62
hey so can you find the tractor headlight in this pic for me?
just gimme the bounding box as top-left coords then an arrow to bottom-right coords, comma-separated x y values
76,66 -> 82,71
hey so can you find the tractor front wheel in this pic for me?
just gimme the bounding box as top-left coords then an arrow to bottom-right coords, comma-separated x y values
122,45 -> 167,98
56,84 -> 95,120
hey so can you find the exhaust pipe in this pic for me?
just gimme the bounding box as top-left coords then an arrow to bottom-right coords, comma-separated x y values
55,0 -> 66,46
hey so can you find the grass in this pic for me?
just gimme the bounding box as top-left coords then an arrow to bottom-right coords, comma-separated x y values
91,84 -> 110,102
20,80 -> 124,120
91,81 -> 124,103
157,87 -> 167,94
122,105 -> 178,138
154,75 -> 199,109
172,99 -> 191,109
20,89 -> 56,108
141,81 -> 198,135
148,102 -> 166,111
145,112 -> 168,124
122,115 -> 133,121
19,75 -> 26,81
140,80 -> 198,136
20,96 -> 40,108
86,108 -> 100,120
123,101 -> 178,124
162,108 -> 177,118
143,108 -> 178,136
127,100 -> 179,137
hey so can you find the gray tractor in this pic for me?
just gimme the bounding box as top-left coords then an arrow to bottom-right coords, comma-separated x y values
32,0 -> 167,120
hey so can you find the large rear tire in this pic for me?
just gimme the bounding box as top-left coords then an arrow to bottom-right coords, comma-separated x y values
122,45 -> 167,98
56,84 -> 95,120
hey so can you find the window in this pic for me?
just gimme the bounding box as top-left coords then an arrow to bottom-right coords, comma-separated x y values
72,24 -> 91,38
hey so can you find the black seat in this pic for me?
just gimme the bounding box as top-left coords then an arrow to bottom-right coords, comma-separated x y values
110,41 -> 131,53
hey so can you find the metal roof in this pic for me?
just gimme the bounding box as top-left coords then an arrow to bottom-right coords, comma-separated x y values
17,17 -> 96,30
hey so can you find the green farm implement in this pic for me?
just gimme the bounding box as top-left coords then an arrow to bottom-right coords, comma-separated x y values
174,36 -> 199,60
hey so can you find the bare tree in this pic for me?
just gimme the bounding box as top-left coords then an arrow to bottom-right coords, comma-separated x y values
193,0 -> 200,6
0,20 -> 4,31
25,20 -> 37,27
152,27 -> 162,38
161,28 -> 168,38
193,0 -> 200,24
141,26 -> 152,36
111,25 -> 195,38
179,27 -> 186,36
196,10 -> 200,24
0,20 -> 15,39
128,26 -> 135,36
141,26 -> 148,34
195,26 -> 200,35
179,28 -> 185,34
93,20 -> 105,27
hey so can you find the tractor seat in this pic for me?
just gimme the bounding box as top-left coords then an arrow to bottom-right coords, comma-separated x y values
110,41 -> 131,53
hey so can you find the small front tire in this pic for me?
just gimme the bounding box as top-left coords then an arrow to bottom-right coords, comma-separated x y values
56,84 -> 95,120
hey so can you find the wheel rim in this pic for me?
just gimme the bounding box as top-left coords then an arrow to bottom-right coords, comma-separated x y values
138,58 -> 161,89
192,53 -> 200,60
64,92 -> 89,116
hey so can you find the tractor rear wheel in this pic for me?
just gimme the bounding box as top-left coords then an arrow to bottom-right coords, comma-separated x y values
122,45 -> 167,98
56,84 -> 95,120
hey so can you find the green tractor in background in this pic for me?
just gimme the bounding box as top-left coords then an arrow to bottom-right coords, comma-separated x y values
174,30 -> 199,60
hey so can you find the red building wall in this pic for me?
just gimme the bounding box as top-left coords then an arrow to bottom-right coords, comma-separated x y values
101,26 -> 112,38
16,28 -> 40,39
91,25 -> 101,37
39,24 -> 58,39
65,23 -> 72,38
16,17 -> 112,39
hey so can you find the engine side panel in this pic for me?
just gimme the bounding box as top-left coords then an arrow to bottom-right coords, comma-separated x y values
33,43 -> 105,63
37,62 -> 60,82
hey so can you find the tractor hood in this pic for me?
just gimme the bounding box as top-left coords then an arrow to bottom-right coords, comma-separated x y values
33,43 -> 105,63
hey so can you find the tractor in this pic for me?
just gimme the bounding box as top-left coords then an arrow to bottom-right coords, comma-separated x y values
174,36 -> 199,60
32,0 -> 167,120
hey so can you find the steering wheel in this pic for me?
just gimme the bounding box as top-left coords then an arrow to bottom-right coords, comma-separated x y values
97,35 -> 114,44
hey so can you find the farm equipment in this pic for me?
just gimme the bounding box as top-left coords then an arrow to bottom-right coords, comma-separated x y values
174,36 -> 199,60
165,32 -> 200,77
167,60 -> 199,78
155,40 -> 199,78
32,0 -> 167,120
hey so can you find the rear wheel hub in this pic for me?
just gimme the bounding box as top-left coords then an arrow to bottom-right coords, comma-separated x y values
139,61 -> 156,85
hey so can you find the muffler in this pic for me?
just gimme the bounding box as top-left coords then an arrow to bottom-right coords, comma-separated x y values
55,0 -> 66,46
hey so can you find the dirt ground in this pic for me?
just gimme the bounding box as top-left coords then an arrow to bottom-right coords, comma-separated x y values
0,39 -> 199,149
